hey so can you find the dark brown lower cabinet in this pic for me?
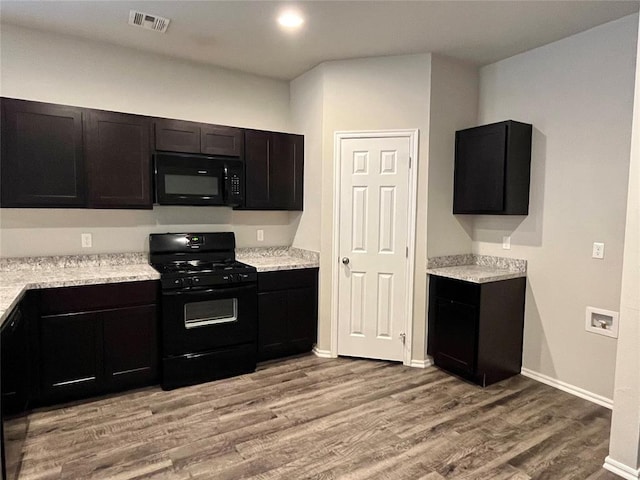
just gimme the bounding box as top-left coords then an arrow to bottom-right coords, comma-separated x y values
258,268 -> 318,361
36,281 -> 159,405
427,275 -> 526,387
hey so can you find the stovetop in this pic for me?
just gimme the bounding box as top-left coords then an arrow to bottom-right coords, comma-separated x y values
149,232 -> 257,290
152,259 -> 251,275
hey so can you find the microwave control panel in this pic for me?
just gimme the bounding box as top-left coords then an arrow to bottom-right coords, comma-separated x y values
230,173 -> 241,196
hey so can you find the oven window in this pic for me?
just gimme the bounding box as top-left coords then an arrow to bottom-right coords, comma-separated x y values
165,174 -> 219,196
184,298 -> 237,329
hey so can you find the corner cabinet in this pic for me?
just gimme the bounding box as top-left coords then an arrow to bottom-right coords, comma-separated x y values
35,281 -> 159,405
257,268 -> 318,361
427,275 -> 526,386
85,110 -> 152,208
244,130 -> 304,210
453,120 -> 532,215
1,98 -> 86,207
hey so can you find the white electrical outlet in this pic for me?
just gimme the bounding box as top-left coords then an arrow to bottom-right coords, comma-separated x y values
592,242 -> 605,259
81,233 -> 92,248
502,236 -> 511,250
257,229 -> 264,242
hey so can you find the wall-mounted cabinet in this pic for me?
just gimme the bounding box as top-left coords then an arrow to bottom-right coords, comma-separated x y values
453,120 -> 532,215
85,110 -> 152,209
0,98 -> 153,209
244,130 -> 304,211
1,97 -> 304,212
1,99 -> 86,207
154,118 -> 244,157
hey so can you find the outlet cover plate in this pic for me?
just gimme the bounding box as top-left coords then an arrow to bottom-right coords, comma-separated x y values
592,242 -> 605,259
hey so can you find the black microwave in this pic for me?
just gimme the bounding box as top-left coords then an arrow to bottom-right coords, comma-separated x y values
154,152 -> 244,206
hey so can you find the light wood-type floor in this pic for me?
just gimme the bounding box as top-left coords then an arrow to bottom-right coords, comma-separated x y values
8,355 -> 619,480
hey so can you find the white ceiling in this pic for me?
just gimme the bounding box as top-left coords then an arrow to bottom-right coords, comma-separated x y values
1,1 -> 638,81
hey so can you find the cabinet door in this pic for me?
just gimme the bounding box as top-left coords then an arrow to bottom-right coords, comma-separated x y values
272,133 -> 303,210
453,123 -> 507,214
85,110 -> 152,208
103,305 -> 158,391
39,312 -> 102,402
1,98 -> 85,207
244,130 -> 304,210
154,119 -> 200,153
287,286 -> 317,350
257,291 -> 289,361
244,130 -> 272,209
201,125 -> 244,157
433,298 -> 478,375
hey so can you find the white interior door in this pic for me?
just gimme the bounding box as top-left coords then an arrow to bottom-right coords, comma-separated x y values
336,134 -> 413,362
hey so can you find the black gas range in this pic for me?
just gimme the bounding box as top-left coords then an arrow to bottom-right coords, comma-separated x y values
149,232 -> 258,390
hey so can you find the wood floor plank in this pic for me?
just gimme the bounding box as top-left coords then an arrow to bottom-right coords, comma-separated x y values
12,355 -> 614,480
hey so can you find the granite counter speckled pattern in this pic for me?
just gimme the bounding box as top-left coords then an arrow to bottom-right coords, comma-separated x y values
237,247 -> 319,272
0,255 -> 159,325
427,254 -> 526,284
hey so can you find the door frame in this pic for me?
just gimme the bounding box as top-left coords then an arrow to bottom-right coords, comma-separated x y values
330,129 -> 420,365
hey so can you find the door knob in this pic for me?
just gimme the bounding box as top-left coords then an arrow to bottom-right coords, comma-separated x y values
342,257 -> 350,265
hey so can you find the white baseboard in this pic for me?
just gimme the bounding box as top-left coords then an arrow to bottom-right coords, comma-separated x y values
312,347 -> 334,358
604,456 -> 640,479
409,358 -> 433,369
520,368 -> 613,409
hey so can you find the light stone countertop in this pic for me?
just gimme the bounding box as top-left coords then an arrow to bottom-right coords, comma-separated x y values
237,246 -> 319,272
0,262 -> 159,326
426,254 -> 526,284
0,247 -> 320,325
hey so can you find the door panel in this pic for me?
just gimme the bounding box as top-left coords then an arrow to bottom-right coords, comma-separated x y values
40,312 -> 102,401
85,110 -> 151,208
337,135 -> 411,362
433,298 -> 477,374
1,99 -> 85,207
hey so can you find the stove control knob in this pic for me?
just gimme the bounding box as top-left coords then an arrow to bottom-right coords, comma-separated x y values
170,278 -> 183,288
223,275 -> 231,283
191,277 -> 201,286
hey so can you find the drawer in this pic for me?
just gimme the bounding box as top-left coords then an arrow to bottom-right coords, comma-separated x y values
39,281 -> 159,315
430,276 -> 479,305
258,268 -> 318,292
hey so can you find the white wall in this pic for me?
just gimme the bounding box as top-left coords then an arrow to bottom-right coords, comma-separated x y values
427,54 -> 477,258
475,14 -> 638,399
607,13 -> 640,475
0,24 -> 295,256
290,65 -> 325,252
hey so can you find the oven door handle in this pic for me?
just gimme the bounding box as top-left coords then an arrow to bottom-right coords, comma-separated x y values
163,285 -> 255,297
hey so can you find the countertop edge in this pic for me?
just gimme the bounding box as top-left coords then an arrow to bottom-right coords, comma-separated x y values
427,268 -> 527,284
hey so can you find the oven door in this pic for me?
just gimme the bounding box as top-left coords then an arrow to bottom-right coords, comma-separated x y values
161,284 -> 257,356
155,153 -> 225,206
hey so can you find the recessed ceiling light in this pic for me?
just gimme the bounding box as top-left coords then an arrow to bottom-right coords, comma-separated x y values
278,10 -> 304,29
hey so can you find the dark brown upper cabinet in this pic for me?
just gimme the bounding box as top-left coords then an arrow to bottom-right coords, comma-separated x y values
244,130 -> 303,210
154,119 -> 200,153
453,120 -> 532,215
85,110 -> 152,209
1,98 -> 86,207
154,119 -> 244,157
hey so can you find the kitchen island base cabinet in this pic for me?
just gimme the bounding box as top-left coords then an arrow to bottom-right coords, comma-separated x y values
36,281 -> 159,405
428,276 -> 526,387
258,268 -> 318,361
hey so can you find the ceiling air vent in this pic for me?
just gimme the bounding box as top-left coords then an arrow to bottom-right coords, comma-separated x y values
128,10 -> 170,33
